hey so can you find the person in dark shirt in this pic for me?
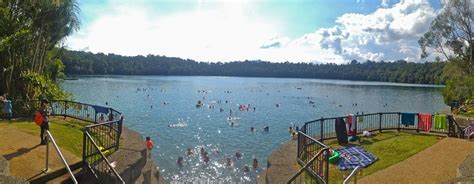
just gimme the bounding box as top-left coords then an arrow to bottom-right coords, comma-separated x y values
39,99 -> 50,145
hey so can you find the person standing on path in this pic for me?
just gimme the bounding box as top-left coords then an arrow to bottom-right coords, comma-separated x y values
1,93 -> 12,120
39,99 -> 50,145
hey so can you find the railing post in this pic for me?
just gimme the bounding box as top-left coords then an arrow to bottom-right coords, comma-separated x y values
297,130 -> 300,161
320,118 -> 324,141
82,130 -> 87,169
116,116 -> 124,151
397,113 -> 401,132
324,149 -> 329,183
379,113 -> 382,133
416,113 -> 420,133
64,101 -> 68,117
44,134 -> 50,173
354,115 -> 358,134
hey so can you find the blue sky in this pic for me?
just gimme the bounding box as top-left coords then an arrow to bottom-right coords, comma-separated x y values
66,0 -> 445,63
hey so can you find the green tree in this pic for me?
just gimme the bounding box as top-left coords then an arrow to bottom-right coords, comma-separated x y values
0,0 -> 79,100
419,0 -> 473,105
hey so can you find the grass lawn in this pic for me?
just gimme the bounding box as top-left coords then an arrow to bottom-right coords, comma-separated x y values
323,131 -> 440,183
0,117 -> 89,157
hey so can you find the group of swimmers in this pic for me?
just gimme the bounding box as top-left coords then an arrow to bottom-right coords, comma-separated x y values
175,148 -> 259,172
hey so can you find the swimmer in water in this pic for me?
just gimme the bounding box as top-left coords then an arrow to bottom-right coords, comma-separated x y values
200,147 -> 205,157
203,152 -> 210,163
226,158 -> 232,167
235,152 -> 242,159
263,126 -> 269,132
243,165 -> 250,172
250,127 -> 255,132
177,156 -> 184,168
187,148 -> 193,156
252,158 -> 259,169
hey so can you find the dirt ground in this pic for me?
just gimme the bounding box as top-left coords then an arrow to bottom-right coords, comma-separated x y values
359,137 -> 474,184
0,126 -> 80,181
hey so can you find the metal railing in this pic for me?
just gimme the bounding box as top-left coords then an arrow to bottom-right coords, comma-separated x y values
84,131 -> 125,184
293,112 -> 464,183
44,130 -> 78,184
343,166 -> 362,184
301,112 -> 459,142
287,132 -> 330,184
12,100 -> 122,123
11,100 -> 124,183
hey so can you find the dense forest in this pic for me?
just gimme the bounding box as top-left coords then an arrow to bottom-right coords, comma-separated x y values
62,50 -> 446,85
0,0 -> 79,100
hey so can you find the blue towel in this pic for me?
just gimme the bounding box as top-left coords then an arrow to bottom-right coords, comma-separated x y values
335,146 -> 377,171
92,105 -> 109,115
401,113 -> 416,126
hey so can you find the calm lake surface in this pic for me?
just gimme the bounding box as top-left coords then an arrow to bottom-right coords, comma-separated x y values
61,76 -> 448,183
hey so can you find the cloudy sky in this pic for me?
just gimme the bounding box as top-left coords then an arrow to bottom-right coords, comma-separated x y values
66,0 -> 445,63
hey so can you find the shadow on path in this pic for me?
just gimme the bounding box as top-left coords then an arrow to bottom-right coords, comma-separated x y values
3,144 -> 41,160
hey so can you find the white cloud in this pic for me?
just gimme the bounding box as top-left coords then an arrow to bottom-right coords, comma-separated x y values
66,0 -> 442,64
302,0 -> 439,62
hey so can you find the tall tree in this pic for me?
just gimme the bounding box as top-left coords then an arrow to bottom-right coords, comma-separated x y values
0,0 -> 79,100
419,0 -> 473,105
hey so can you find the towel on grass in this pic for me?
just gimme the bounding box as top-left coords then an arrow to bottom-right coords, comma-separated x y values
401,113 -> 416,126
335,146 -> 377,171
434,114 -> 447,129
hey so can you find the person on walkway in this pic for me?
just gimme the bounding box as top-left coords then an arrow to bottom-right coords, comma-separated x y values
2,94 -> 12,120
39,99 -> 50,145
145,136 -> 154,158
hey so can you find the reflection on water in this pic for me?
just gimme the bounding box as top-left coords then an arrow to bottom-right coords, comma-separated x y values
61,76 -> 448,183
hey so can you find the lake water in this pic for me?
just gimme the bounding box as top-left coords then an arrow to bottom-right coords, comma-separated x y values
61,76 -> 448,183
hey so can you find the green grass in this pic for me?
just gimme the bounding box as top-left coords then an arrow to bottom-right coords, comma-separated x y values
324,131 -> 440,183
0,117 -> 88,157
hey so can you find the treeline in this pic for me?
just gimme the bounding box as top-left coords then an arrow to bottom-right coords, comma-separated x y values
62,50 -> 446,84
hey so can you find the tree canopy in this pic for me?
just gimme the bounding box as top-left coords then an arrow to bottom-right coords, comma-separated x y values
419,0 -> 473,105
61,50 -> 445,85
0,0 -> 79,100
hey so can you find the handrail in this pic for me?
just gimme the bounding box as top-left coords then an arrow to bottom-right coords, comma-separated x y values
85,131 -> 125,184
287,147 -> 329,184
448,115 -> 465,138
343,166 -> 362,184
45,130 -> 78,184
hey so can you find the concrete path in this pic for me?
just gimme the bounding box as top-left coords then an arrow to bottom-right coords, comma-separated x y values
0,126 -> 80,181
359,138 -> 474,184
258,141 -> 298,184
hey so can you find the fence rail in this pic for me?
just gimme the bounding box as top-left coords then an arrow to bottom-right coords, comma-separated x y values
294,112 -> 463,183
288,132 -> 329,184
10,100 -> 124,183
84,131 -> 125,184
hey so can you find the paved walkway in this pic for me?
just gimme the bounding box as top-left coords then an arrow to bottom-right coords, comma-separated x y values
0,126 -> 80,181
258,141 -> 298,184
360,137 -> 474,184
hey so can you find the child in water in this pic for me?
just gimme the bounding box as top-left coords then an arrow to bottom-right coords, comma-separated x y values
145,137 -> 154,158
177,156 -> 184,168
252,158 -> 259,169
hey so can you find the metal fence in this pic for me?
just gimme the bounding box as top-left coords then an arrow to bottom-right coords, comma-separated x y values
301,112 -> 454,142
293,112 -> 462,183
84,131 -> 125,184
10,100 -> 124,183
288,132 -> 330,184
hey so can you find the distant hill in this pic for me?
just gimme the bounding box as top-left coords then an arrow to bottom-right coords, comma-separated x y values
60,50 -> 446,85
